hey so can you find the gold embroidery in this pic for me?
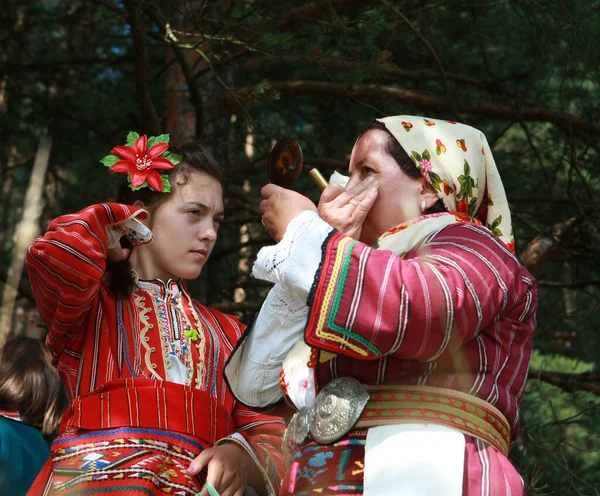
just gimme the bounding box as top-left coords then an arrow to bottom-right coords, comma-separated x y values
315,237 -> 368,356
133,290 -> 163,380
181,292 -> 207,390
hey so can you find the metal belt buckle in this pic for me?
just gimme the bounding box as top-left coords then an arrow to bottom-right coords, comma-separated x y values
283,406 -> 313,463
282,377 -> 369,460
310,377 -> 369,444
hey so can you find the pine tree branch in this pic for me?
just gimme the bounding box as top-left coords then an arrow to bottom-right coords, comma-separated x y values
529,368 -> 600,396
145,5 -> 205,137
379,0 -> 449,95
519,217 -> 578,271
537,280 -> 600,289
236,55 -> 490,90
15,86 -> 115,144
277,0 -> 379,30
1,55 -> 145,73
219,80 -> 594,136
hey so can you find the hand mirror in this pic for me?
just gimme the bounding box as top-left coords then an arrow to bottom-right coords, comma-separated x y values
267,138 -> 303,189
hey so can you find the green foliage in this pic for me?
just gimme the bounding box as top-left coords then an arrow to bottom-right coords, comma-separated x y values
100,155 -> 120,167
126,132 -> 140,147
1,0 -> 599,492
147,134 -> 170,148
260,32 -> 294,50
517,352 -> 600,495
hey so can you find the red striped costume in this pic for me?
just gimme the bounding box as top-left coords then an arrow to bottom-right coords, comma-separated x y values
281,223 -> 537,496
26,203 -> 285,495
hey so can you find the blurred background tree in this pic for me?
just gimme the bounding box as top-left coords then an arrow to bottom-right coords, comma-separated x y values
0,0 -> 599,493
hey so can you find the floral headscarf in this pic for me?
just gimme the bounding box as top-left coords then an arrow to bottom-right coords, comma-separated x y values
377,115 -> 514,251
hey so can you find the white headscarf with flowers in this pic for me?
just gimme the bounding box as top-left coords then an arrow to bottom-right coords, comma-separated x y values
375,115 -> 515,253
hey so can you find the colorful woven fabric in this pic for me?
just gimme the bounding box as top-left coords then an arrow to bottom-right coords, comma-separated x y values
281,431 -> 367,496
359,385 -> 511,456
25,203 -> 285,495
282,430 -> 524,496
306,223 -> 536,440
49,426 -> 208,494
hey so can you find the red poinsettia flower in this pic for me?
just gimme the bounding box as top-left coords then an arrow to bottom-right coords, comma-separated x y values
109,135 -> 175,192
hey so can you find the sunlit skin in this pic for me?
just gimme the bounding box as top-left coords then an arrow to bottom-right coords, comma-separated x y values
343,129 -> 438,245
107,170 -> 264,496
131,171 -> 224,281
260,129 -> 438,244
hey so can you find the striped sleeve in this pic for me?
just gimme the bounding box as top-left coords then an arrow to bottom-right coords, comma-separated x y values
203,305 -> 286,495
305,224 -> 537,361
26,203 -> 143,360
218,400 -> 286,495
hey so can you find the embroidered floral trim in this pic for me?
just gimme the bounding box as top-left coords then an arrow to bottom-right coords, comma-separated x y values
133,290 -> 163,381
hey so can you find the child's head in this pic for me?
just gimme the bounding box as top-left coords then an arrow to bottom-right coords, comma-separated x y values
0,337 -> 68,437
111,142 -> 224,295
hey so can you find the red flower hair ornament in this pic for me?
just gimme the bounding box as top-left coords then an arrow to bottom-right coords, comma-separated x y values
100,132 -> 181,192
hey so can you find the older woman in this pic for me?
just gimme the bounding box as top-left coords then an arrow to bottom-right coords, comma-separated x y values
225,116 -> 537,496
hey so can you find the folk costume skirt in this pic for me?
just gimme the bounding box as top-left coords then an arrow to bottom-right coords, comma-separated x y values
28,378 -> 232,495
280,428 -> 525,496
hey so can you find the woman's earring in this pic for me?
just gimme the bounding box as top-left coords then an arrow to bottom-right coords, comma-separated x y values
421,200 -> 426,213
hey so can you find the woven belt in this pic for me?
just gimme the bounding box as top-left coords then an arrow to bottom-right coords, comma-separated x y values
358,385 -> 511,456
283,378 -> 511,457
68,378 -> 232,444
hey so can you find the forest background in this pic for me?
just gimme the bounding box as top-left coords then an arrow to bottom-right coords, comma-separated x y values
1,0 -> 599,493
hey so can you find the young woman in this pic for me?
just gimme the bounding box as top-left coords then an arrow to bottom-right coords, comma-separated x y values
0,337 -> 68,495
26,135 -> 285,495
226,116 -> 537,495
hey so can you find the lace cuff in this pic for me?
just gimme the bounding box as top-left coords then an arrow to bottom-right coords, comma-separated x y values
253,210 -> 333,295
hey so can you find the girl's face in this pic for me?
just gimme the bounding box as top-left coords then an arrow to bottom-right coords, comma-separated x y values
137,170 -> 224,281
347,130 -> 437,246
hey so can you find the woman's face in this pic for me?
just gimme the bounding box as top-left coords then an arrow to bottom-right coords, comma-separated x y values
138,170 -> 224,281
347,130 -> 433,246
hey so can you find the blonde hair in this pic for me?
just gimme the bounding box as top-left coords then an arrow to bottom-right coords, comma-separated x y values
0,337 -> 69,437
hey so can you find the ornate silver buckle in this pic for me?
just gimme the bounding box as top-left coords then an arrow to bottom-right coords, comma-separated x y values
283,377 -> 369,459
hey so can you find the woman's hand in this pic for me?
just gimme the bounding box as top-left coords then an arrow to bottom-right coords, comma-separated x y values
318,176 -> 379,240
260,184 -> 317,242
186,443 -> 262,496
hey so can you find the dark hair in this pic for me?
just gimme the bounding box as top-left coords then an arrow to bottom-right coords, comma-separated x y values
0,337 -> 69,437
361,121 -> 446,214
108,142 -> 223,298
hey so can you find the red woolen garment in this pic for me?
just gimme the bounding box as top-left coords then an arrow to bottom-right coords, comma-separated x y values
298,224 -> 537,495
26,203 -> 285,495
306,225 -> 537,438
